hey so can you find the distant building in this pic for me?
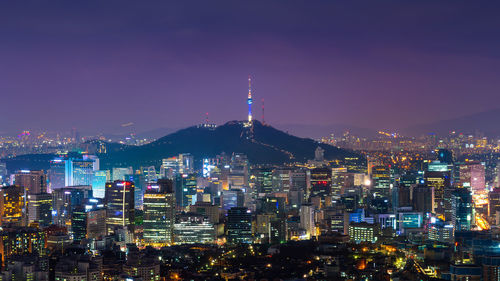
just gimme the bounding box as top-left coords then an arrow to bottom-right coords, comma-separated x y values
424,170 -> 451,216
412,185 -> 433,214
48,159 -> 66,192
52,186 -> 92,226
14,170 -> 47,195
27,193 -> 52,227
143,179 -> 175,246
0,186 -> 25,226
300,204 -> 316,238
227,207 -> 252,244
348,222 -> 379,243
458,162 -> 485,192
371,166 -> 391,198
174,173 -> 197,207
92,170 -> 110,198
452,188 -> 474,231
310,168 -> 332,198
189,202 -> 220,224
112,167 -> 133,181
105,181 -> 135,235
173,213 -> 216,244
253,168 -> 273,194
66,158 -> 96,186
0,227 -> 45,261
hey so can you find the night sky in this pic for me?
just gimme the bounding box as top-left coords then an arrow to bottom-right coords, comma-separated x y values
1,1 -> 499,135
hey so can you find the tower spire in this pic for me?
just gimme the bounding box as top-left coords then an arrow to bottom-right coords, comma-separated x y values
247,75 -> 253,123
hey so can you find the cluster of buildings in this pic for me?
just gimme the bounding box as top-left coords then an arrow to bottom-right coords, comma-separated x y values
0,142 -> 497,279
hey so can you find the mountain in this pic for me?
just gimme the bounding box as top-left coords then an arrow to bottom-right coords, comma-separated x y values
99,120 -> 359,169
402,108 -> 500,137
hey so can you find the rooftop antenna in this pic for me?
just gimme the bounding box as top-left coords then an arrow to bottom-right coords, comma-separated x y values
205,112 -> 209,124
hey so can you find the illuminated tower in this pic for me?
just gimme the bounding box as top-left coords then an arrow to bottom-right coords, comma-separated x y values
247,76 -> 253,123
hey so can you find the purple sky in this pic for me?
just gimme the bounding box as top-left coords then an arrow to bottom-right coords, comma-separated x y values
1,1 -> 499,135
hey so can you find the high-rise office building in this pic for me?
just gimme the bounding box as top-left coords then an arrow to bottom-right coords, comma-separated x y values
222,189 -> 244,211
489,187 -> 500,217
310,168 -> 332,198
86,207 -> 106,239
143,179 -> 175,246
52,185 -> 92,226
105,181 -> 135,235
371,165 -> 391,198
66,158 -> 96,186
300,204 -> 316,238
179,153 -> 194,174
458,162 -> 485,192
14,170 -> 47,195
173,214 -> 216,244
189,202 -> 220,224
452,188 -> 474,231
272,169 -> 291,193
161,157 -> 181,179
412,185 -> 433,214
331,167 -> 349,197
0,186 -> 25,226
227,207 -> 252,244
424,170 -> 451,216
71,207 -> 87,243
48,159 -> 66,192
174,173 -> 197,207
27,193 -> 52,227
92,170 -> 109,198
253,168 -> 273,194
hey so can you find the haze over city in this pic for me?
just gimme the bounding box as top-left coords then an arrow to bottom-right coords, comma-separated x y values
1,1 -> 500,134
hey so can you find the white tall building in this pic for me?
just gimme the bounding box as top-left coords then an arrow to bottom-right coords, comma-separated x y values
300,204 -> 315,238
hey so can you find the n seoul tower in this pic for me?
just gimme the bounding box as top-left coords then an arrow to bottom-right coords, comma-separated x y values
247,75 -> 253,123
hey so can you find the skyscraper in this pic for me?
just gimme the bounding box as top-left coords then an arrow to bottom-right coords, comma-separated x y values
14,170 -> 47,195
310,168 -> 332,198
371,165 -> 391,198
452,188 -> 474,231
173,214 -> 216,244
458,162 -> 485,192
424,170 -> 451,216
161,157 -> 181,179
105,181 -> 135,235
253,168 -> 273,194
0,186 -> 25,226
174,173 -> 197,207
52,185 -> 92,226
66,158 -> 97,186
143,179 -> 175,246
27,193 -> 52,227
71,207 -> 87,243
179,153 -> 194,174
86,206 -> 106,239
92,170 -> 110,198
300,203 -> 316,238
48,159 -> 66,192
227,207 -> 252,244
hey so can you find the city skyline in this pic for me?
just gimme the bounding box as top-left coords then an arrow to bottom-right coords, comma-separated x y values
1,1 -> 500,134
